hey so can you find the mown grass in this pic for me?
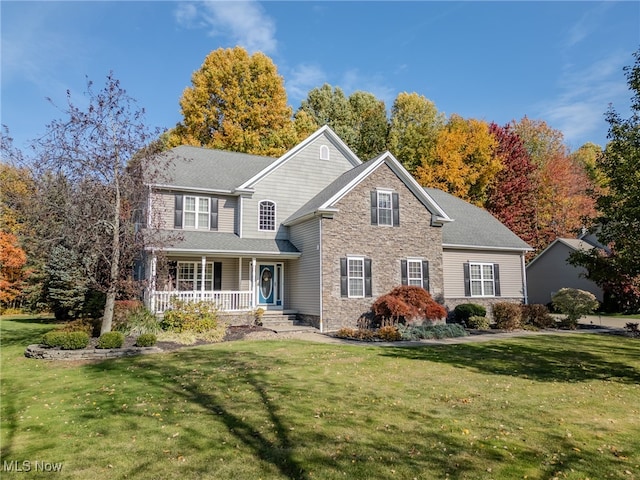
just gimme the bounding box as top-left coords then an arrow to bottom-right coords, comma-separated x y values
1,315 -> 639,479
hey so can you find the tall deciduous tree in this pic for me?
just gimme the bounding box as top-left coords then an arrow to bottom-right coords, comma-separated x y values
169,47 -> 297,156
511,117 -> 596,250
0,232 -> 27,307
416,115 -> 502,206
571,49 -> 640,312
485,123 -> 539,249
348,91 -> 388,159
387,92 -> 444,174
31,73 -> 163,333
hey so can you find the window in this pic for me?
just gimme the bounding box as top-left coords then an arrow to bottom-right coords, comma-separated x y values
401,259 -> 430,291
320,145 -> 330,160
259,200 -> 276,231
407,260 -> 423,286
176,262 -> 222,291
183,196 -> 210,229
340,257 -> 372,298
464,262 -> 500,297
370,190 -> 399,226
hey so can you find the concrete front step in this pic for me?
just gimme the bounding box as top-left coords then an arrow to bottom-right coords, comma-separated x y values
260,313 -> 309,328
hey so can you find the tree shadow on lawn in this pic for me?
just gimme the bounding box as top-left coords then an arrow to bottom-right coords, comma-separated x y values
379,334 -> 640,384
0,316 -> 60,347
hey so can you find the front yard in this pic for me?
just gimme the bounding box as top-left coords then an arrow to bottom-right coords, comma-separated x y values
1,316 -> 639,479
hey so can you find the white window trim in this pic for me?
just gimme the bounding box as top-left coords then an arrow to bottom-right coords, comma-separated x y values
347,256 -> 365,298
469,262 -> 495,297
183,195 -> 210,230
377,190 -> 394,227
258,200 -> 276,231
407,258 -> 423,287
177,261 -> 214,291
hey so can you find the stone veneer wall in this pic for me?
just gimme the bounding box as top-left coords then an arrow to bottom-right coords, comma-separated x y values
321,163 -> 444,331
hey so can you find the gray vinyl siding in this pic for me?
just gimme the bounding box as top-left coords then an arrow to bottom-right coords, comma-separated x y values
242,134 -> 356,239
288,218 -> 321,316
443,249 -> 525,299
152,190 -> 236,233
526,243 -> 603,304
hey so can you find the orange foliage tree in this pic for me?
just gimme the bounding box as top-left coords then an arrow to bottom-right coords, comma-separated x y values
0,232 -> 27,306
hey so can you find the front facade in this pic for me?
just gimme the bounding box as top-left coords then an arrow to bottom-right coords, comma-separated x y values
144,126 -> 531,331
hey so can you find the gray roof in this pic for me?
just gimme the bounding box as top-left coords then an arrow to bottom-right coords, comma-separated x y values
426,188 -> 531,251
156,146 -> 276,191
285,161 -> 371,224
556,238 -> 597,252
159,230 -> 300,256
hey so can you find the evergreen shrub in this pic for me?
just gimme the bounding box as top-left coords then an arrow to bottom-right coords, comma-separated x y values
97,331 -> 125,349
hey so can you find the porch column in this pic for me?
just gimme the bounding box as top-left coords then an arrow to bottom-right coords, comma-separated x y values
251,257 -> 257,308
201,256 -> 206,299
150,253 -> 157,313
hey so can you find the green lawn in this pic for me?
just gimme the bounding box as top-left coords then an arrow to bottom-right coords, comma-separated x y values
1,316 -> 639,480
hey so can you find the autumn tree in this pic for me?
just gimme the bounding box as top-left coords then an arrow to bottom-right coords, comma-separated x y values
30,73 -> 164,333
416,115 -> 502,206
0,232 -> 27,308
348,91 -> 388,159
168,46 -> 298,156
511,117 -> 596,250
485,123 -> 539,249
570,49 -> 640,312
387,92 -> 444,174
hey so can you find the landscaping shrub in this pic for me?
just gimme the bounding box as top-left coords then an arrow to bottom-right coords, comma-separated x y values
467,315 -> 490,329
492,302 -> 522,330
56,318 -> 100,336
371,286 -> 446,326
398,324 -> 468,340
161,299 -> 220,333
135,333 -> 157,347
116,305 -> 161,335
112,299 -> 144,332
552,288 -> 599,329
521,304 -> 556,329
42,331 -> 89,350
97,331 -> 125,349
334,328 -> 376,341
452,303 -> 487,324
376,325 -> 402,341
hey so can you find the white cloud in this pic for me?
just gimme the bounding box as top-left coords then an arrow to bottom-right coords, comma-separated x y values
539,52 -> 630,148
340,69 -> 396,109
286,64 -> 326,104
174,1 -> 277,54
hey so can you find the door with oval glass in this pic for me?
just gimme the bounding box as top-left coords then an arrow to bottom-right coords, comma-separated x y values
257,263 -> 282,306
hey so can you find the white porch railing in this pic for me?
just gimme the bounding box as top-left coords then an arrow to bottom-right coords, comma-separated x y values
151,290 -> 253,314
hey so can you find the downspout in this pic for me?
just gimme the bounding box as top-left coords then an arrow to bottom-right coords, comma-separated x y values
521,252 -> 529,304
319,218 -> 323,333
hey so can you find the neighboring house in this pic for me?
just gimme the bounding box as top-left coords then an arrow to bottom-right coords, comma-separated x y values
526,236 -> 604,305
143,126 -> 532,331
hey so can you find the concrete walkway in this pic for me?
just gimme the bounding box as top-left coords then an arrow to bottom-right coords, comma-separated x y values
270,319 -> 628,347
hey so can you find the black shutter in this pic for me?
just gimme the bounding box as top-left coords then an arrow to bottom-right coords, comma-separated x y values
493,264 -> 501,297
463,263 -> 471,297
422,260 -> 430,292
174,194 -> 183,228
364,258 -> 372,297
213,262 -> 222,291
401,260 -> 408,285
210,198 -> 219,231
392,192 -> 400,226
370,191 -> 378,225
340,258 -> 348,297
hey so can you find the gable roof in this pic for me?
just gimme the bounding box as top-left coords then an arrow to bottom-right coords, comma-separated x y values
238,125 -> 362,189
526,237 -> 597,268
151,146 -> 276,193
285,152 -> 451,225
426,188 -> 532,252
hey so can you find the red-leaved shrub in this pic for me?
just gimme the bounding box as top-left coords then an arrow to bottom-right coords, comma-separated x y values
371,286 -> 446,326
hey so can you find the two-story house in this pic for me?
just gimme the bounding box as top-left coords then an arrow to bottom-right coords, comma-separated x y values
144,126 -> 531,331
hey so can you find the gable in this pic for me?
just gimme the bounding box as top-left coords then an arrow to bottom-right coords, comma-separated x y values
285,152 -> 451,226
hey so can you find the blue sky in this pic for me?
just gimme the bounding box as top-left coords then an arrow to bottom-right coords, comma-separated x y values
2,1 -> 639,155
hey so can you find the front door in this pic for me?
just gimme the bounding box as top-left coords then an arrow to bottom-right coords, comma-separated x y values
257,263 -> 283,307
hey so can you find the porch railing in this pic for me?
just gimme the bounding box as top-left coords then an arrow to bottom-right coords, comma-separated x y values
151,290 -> 253,314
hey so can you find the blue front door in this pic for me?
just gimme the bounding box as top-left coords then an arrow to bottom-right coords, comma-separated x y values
258,265 -> 275,305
